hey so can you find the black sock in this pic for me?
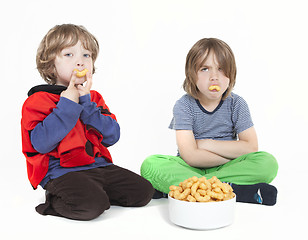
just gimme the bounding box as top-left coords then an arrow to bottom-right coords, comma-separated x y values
152,189 -> 168,199
230,183 -> 277,206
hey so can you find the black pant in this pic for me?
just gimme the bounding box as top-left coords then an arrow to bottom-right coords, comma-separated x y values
36,165 -> 154,220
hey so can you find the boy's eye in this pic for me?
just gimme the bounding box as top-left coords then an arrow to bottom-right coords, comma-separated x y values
201,67 -> 208,72
83,54 -> 91,58
65,53 -> 73,57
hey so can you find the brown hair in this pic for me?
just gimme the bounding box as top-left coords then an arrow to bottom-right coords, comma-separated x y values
183,38 -> 237,100
36,24 -> 99,84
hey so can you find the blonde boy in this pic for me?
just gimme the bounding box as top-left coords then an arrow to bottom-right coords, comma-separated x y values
21,24 -> 154,220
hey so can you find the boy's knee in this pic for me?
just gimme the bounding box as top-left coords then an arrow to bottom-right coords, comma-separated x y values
140,154 -> 163,177
127,177 -> 154,207
51,181 -> 110,221
69,190 -> 110,221
137,180 -> 155,207
256,151 -> 278,183
59,188 -> 108,220
142,154 -> 164,165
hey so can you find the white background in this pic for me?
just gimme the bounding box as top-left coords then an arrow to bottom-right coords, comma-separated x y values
1,0 -> 307,239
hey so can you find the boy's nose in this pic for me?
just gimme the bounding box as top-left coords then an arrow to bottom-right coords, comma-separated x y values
210,71 -> 218,81
77,63 -> 84,67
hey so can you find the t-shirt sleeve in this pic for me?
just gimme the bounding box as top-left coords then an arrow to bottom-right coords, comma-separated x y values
231,95 -> 254,134
169,96 -> 194,130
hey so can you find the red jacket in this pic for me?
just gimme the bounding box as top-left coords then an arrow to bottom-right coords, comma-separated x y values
21,86 -> 116,189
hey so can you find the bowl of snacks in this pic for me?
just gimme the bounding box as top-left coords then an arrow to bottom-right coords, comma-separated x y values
168,176 -> 236,230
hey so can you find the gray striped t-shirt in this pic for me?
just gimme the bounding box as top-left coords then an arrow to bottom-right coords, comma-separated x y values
169,93 -> 253,140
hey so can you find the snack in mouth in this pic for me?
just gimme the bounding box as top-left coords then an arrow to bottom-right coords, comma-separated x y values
208,85 -> 221,92
74,68 -> 88,78
169,176 -> 235,202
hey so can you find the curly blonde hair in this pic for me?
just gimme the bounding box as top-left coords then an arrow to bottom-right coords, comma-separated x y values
36,24 -> 99,84
183,38 -> 237,100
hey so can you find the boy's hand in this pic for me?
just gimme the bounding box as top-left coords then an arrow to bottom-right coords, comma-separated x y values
60,76 -> 79,103
76,71 -> 93,96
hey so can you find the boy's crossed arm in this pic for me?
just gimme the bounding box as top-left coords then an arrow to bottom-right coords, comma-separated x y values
176,127 -> 258,168
196,127 -> 258,160
176,130 -> 230,168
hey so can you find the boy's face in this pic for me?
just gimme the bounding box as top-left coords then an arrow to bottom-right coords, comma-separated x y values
54,41 -> 93,86
196,50 -> 230,102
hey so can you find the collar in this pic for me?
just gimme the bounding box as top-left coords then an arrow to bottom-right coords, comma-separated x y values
28,84 -> 67,96
195,98 -> 224,115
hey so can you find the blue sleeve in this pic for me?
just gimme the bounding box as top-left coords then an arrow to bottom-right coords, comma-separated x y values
79,94 -> 120,147
30,97 -> 83,154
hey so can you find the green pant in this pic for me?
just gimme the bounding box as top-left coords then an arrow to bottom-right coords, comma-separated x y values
140,151 -> 278,194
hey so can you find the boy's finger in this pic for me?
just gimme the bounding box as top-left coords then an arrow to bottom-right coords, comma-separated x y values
67,79 -> 76,90
68,72 -> 77,88
85,72 -> 93,91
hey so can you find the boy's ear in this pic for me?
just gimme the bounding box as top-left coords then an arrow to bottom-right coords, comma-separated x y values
50,65 -> 58,83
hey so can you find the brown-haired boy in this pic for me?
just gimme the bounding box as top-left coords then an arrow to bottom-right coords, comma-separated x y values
21,24 -> 154,220
141,38 -> 278,205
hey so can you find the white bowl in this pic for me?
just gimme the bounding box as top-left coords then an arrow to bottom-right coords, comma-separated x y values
168,195 -> 236,230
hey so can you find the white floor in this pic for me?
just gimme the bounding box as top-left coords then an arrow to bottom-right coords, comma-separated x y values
2,164 -> 304,240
